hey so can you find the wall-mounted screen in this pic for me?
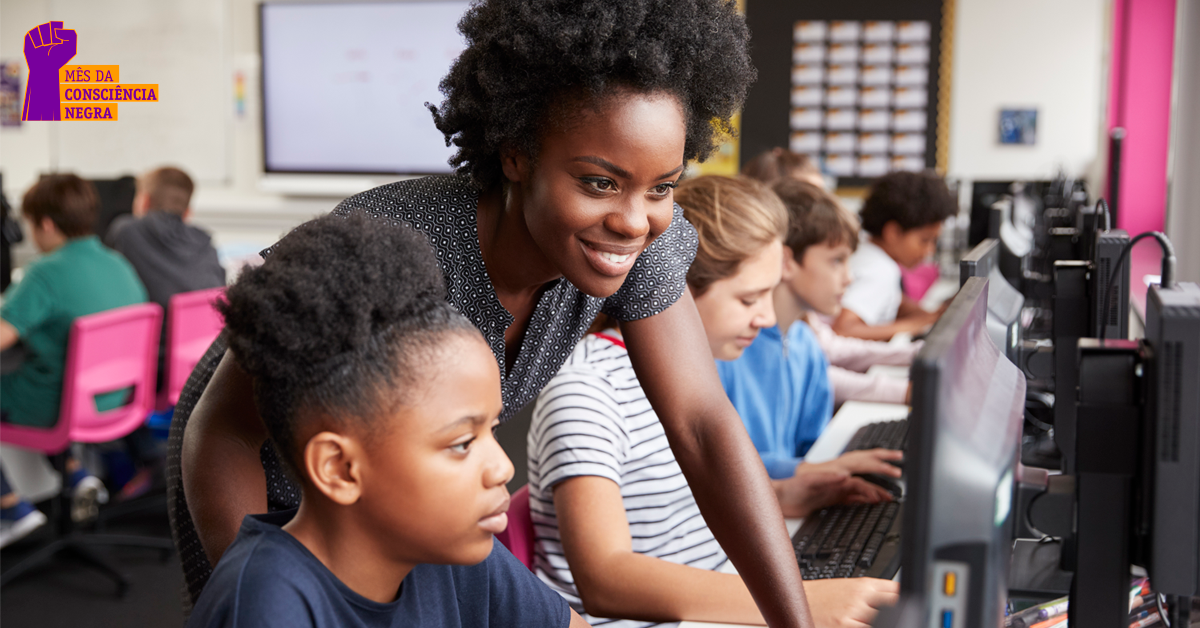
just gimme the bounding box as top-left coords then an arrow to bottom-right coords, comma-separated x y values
261,1 -> 470,174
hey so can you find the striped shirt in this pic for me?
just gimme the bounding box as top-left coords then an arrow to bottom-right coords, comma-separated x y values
527,333 -> 727,628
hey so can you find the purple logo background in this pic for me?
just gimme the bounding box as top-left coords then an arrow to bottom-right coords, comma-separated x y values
22,21 -> 77,121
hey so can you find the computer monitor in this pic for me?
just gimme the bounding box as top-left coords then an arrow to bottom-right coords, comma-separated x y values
968,181 -> 1016,247
960,239 -> 1024,363
901,276 -> 1027,628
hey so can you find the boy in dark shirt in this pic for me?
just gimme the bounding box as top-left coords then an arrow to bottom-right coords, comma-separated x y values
105,166 -> 225,388
186,213 -> 583,628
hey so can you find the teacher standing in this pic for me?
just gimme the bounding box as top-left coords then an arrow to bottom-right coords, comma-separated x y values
170,0 -> 816,626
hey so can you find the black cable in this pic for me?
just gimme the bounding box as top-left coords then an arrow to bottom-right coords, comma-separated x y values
1096,197 -> 1111,231
1099,231 -> 1177,341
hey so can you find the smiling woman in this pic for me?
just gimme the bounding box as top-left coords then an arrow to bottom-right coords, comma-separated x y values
170,0 -> 818,626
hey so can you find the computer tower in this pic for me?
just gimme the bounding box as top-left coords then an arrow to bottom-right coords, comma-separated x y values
1089,229 -> 1130,340
1144,282 -> 1200,596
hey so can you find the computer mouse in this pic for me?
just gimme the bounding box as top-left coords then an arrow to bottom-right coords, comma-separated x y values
855,473 -> 904,499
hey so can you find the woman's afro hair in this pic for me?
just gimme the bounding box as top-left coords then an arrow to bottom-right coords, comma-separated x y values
218,212 -> 475,477
430,0 -> 756,190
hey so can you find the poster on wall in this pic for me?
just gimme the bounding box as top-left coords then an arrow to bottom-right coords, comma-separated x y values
0,61 -> 22,127
999,108 -> 1037,145
788,19 -> 934,178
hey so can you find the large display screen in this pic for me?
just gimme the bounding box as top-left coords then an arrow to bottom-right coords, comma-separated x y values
261,2 -> 470,174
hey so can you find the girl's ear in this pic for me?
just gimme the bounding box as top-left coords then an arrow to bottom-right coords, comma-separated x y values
499,147 -> 530,184
303,432 -> 364,506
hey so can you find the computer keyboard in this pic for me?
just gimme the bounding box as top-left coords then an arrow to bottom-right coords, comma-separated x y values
842,418 -> 908,452
793,501 -> 904,579
791,418 -> 910,581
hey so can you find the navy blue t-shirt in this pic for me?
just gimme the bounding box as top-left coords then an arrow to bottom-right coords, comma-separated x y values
187,510 -> 570,628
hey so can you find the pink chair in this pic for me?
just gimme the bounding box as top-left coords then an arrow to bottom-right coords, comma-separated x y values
0,302 -> 174,595
158,287 -> 226,411
495,484 -> 536,570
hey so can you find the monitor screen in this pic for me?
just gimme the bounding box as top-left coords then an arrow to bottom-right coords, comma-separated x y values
261,1 -> 470,174
961,239 -> 1025,360
901,276 -> 1026,628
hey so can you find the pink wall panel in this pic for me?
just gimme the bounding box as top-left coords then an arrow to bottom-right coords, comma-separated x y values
1107,0 -> 1176,235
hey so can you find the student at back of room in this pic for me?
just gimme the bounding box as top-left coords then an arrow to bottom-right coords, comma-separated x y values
106,165 -> 225,391
831,171 -> 957,341
527,175 -> 899,628
187,213 -> 587,628
1,174 -> 148,544
741,147 -> 826,189
769,178 -> 918,406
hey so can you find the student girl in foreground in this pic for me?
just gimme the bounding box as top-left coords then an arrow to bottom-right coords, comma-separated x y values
527,176 -> 899,628
171,0 -> 817,623
189,214 -> 586,627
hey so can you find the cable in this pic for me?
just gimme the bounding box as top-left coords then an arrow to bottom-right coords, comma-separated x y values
1096,197 -> 1112,231
1099,231 -> 1177,341
1155,592 -> 1170,628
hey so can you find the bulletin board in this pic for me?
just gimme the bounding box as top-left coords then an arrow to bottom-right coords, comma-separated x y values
741,0 -> 953,186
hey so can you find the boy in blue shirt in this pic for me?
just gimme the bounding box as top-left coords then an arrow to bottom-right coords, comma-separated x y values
187,213 -> 582,628
717,181 -> 902,483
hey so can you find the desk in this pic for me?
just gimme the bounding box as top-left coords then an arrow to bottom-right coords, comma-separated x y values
678,401 -> 910,628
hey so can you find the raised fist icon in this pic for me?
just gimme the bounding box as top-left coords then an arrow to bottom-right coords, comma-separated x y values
23,22 -> 78,121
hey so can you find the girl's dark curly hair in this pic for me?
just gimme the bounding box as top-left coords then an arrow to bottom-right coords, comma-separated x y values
430,0 -> 756,190
218,212 -> 476,480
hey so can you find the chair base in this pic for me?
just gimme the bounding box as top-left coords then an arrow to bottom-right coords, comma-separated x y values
0,532 -> 174,597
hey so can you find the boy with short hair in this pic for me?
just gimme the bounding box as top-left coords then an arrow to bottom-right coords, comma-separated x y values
1,174 -> 148,541
831,171 -> 957,341
106,166 -> 225,388
771,178 -> 919,406
187,213 -> 582,628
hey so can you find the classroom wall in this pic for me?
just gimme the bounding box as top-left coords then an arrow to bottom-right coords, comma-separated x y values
946,0 -> 1108,183
5,0 -> 1114,245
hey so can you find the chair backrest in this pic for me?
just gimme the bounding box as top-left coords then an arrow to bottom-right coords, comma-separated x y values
160,287 -> 225,409
66,302 -> 162,443
494,484 -> 536,570
0,302 -> 162,453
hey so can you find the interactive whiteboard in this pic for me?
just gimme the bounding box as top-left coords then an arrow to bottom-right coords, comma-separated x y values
261,1 -> 470,174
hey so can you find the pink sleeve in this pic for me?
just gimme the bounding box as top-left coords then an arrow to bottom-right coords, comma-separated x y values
829,365 -> 910,405
810,315 -> 920,372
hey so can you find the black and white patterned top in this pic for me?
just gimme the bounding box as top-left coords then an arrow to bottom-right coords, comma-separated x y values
166,174 -> 698,612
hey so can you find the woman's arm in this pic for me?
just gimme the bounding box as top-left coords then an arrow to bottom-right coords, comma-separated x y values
621,290 -> 813,628
180,349 -> 270,566
555,475 -> 900,628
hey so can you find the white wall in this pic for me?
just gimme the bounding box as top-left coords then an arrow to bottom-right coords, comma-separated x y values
1,0 -> 352,255
4,0 -> 1115,249
947,0 -> 1109,183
